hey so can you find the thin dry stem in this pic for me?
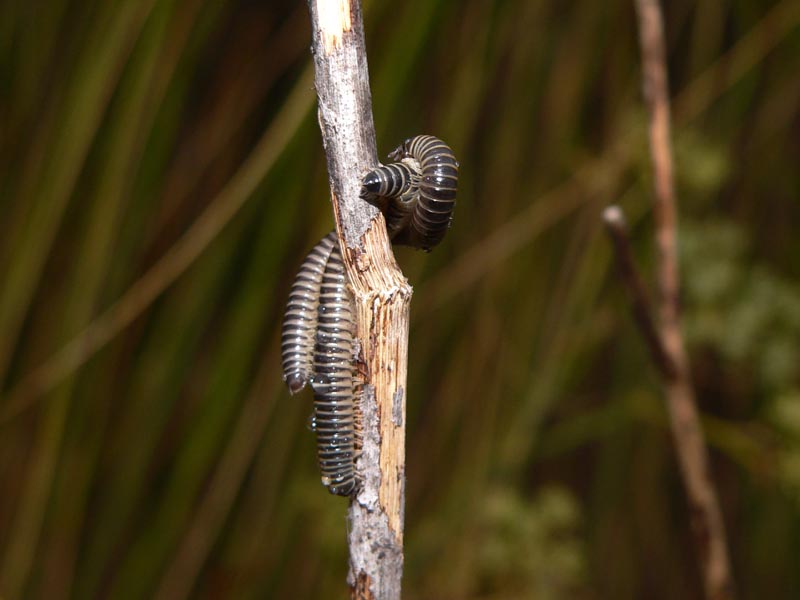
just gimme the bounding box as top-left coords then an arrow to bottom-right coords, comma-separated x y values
632,1 -> 735,598
307,0 -> 409,598
602,206 -> 676,379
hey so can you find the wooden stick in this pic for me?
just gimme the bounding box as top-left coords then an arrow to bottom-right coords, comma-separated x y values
631,1 -> 735,598
602,206 -> 676,380
307,1 -> 409,598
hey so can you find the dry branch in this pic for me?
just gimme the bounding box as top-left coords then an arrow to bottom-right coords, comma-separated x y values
307,1 -> 409,598
602,206 -> 676,380
630,1 -> 735,599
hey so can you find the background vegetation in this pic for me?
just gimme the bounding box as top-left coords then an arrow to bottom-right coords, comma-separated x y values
1,0 -> 799,598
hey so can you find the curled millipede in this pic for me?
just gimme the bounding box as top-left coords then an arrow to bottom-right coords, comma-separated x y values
310,245 -> 358,496
360,135 -> 459,250
280,232 -> 337,394
281,134 -> 458,497
384,135 -> 459,250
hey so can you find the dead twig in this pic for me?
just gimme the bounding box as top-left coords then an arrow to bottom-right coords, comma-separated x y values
618,1 -> 737,598
307,1 -> 409,598
602,206 -> 676,380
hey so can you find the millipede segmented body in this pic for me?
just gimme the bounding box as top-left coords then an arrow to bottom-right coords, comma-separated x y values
386,135 -> 459,250
280,232 -> 337,394
360,135 -> 458,250
310,245 -> 358,496
360,162 -> 419,239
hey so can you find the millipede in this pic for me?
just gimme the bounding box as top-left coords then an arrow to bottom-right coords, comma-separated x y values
360,135 -> 458,250
386,134 -> 459,250
310,245 -> 358,496
280,134 -> 458,497
280,232 -> 337,395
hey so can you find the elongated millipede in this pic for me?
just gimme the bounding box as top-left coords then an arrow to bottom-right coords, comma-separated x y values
360,135 -> 458,250
281,134 -> 458,497
309,245 -> 358,496
280,232 -> 337,394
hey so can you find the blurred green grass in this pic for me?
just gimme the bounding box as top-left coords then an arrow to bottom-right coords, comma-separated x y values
1,1 -> 800,598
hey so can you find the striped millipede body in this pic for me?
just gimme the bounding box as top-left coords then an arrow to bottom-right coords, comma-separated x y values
280,232 -> 337,395
279,234 -> 359,496
360,161 -> 419,240
310,245 -> 358,496
281,134 -> 458,497
361,135 -> 459,251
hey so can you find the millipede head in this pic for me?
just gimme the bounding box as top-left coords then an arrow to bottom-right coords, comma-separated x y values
324,477 -> 357,497
359,169 -> 383,198
285,373 -> 306,395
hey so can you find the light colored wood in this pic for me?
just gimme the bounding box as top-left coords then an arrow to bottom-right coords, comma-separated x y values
307,1 -> 409,598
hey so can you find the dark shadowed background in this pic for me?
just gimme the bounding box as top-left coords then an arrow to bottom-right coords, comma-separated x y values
1,1 -> 799,598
